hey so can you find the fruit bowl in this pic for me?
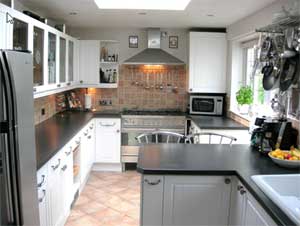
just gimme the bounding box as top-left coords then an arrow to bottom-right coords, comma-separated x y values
268,150 -> 300,169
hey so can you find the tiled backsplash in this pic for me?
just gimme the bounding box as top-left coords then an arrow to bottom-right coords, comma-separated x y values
34,94 -> 57,125
88,65 -> 188,111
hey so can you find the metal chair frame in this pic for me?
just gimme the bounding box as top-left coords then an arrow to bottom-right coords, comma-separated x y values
136,131 -> 185,144
186,132 -> 237,144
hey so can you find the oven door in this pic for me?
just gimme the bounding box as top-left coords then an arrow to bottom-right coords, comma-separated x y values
190,96 -> 217,115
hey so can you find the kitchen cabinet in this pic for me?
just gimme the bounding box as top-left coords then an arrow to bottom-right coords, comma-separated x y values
95,118 -> 121,163
188,32 -> 227,93
141,175 -> 164,226
0,3 -> 79,98
79,40 -> 100,85
229,178 -> 277,226
163,176 -> 232,226
37,164 -> 50,226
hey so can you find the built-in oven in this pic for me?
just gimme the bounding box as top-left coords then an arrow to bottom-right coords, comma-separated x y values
190,95 -> 225,116
121,115 -> 186,165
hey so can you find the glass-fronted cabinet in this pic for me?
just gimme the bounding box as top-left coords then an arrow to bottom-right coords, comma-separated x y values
59,37 -> 66,83
48,32 -> 56,84
68,40 -> 74,82
33,26 -> 44,87
13,18 -> 28,51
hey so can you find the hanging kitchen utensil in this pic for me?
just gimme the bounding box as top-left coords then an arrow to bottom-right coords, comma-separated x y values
279,54 -> 299,91
262,61 -> 280,90
260,36 -> 275,62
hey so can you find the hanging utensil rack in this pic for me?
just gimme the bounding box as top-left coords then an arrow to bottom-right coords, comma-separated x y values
256,15 -> 300,34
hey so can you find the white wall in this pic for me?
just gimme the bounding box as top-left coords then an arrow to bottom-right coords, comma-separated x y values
69,28 -> 188,63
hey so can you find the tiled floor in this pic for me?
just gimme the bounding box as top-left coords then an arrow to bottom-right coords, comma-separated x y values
65,171 -> 140,226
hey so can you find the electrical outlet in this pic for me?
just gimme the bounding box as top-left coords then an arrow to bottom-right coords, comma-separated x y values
99,100 -> 113,106
41,108 -> 45,116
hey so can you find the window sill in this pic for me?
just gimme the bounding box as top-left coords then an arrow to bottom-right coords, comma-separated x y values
229,110 -> 251,122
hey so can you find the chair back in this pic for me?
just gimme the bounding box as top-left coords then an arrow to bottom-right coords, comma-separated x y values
186,132 -> 237,144
136,131 -> 185,144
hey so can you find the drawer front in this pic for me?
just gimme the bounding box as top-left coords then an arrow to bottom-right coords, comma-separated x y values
96,118 -> 120,130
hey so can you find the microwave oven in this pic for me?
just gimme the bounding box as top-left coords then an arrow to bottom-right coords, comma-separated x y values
190,95 -> 224,116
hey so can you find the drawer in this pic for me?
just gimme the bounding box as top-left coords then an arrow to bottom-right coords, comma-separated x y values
96,118 -> 120,130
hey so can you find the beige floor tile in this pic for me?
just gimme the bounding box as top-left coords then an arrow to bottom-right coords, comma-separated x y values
66,171 -> 140,226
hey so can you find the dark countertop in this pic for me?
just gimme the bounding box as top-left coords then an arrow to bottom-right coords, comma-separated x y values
35,111 -> 94,170
137,144 -> 299,226
189,115 -> 249,130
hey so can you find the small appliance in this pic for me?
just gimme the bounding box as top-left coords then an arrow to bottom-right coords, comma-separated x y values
251,117 -> 298,154
189,94 -> 225,116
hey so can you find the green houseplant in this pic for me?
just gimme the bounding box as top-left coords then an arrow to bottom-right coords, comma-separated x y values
236,86 -> 253,114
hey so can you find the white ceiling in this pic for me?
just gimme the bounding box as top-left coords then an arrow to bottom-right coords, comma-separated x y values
19,0 -> 277,28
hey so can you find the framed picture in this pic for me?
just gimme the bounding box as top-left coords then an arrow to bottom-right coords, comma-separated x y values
169,36 -> 178,49
129,36 -> 138,48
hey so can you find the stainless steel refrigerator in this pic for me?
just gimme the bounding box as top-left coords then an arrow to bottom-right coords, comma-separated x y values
0,50 -> 39,225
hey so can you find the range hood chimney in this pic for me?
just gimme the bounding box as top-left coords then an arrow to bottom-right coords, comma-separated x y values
123,28 -> 185,65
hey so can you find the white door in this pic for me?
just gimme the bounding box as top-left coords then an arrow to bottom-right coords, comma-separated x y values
163,176 -> 232,226
80,128 -> 90,182
244,192 -> 277,226
229,179 -> 246,226
95,119 -> 121,163
48,153 -> 64,226
61,146 -> 74,215
189,32 -> 227,93
79,40 -> 100,85
37,165 -> 50,226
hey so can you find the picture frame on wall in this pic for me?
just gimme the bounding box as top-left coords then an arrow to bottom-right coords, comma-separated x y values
129,36 -> 138,48
169,36 -> 178,49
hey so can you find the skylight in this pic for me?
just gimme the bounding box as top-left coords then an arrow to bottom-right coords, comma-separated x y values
94,0 -> 191,10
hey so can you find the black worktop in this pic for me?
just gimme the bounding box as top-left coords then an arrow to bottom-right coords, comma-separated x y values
189,115 -> 248,130
137,144 -> 299,226
35,111 -> 94,169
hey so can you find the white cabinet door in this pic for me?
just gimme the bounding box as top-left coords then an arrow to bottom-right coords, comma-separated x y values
48,152 -> 64,226
141,175 -> 164,226
229,179 -> 246,226
189,32 -> 227,93
37,164 -> 50,226
61,145 -> 74,215
80,127 -> 90,182
95,118 -> 121,163
87,121 -> 95,170
244,191 -> 277,226
0,9 -> 11,49
79,40 -> 100,85
163,176 -> 232,226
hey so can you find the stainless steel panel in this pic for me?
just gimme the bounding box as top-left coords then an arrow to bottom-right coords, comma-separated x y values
5,51 -> 39,226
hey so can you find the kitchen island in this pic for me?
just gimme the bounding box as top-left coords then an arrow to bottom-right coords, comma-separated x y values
137,144 -> 298,226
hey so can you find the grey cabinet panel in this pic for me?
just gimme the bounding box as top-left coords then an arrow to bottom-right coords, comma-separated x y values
141,175 -> 164,226
163,176 -> 231,226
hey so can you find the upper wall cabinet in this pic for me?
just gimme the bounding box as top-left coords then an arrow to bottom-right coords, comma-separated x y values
188,32 -> 227,93
79,40 -> 119,88
0,3 -> 79,98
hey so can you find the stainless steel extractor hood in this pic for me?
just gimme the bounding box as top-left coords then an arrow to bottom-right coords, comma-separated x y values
124,28 -> 185,65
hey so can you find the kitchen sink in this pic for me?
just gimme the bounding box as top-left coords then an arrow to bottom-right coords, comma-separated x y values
251,174 -> 300,225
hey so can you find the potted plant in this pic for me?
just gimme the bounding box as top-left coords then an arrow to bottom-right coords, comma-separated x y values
236,86 -> 253,114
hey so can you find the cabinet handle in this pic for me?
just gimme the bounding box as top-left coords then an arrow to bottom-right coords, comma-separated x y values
61,165 -> 68,171
116,129 -> 120,133
37,175 -> 45,188
87,135 -> 92,139
65,148 -> 72,156
84,132 -> 88,136
89,126 -> 94,129
80,80 -> 83,84
240,189 -> 246,195
237,185 -> 244,191
57,84 -> 61,88
51,159 -> 61,171
224,178 -> 231,184
144,179 -> 161,186
75,139 -> 81,145
67,82 -> 71,86
33,88 -> 37,92
189,88 -> 193,92
38,189 -> 46,203
100,122 -> 116,127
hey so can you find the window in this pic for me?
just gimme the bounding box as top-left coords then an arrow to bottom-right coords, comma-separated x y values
241,40 -> 276,116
